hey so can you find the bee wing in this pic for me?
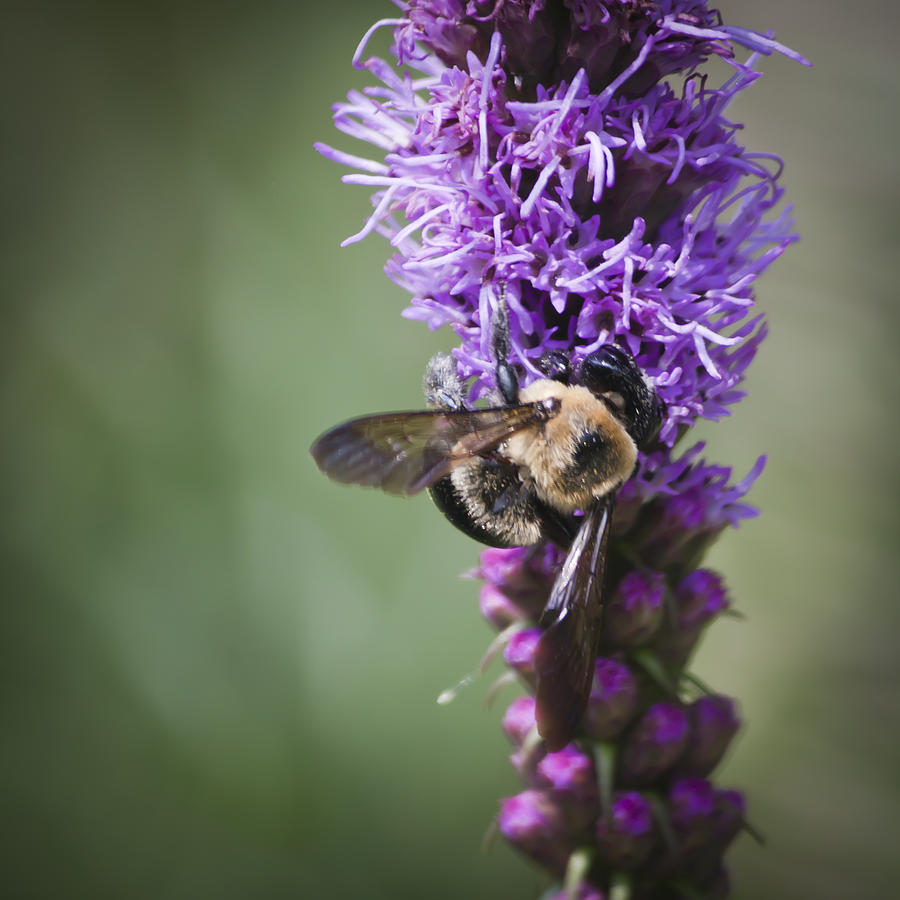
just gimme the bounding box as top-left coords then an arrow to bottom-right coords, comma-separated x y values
310,404 -> 550,496
534,497 -> 613,752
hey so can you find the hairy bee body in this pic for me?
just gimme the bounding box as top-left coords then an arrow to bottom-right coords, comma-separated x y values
426,376 -> 639,550
310,319 -> 664,751
507,379 -> 637,513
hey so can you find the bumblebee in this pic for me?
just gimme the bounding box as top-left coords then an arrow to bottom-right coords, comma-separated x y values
310,303 -> 663,750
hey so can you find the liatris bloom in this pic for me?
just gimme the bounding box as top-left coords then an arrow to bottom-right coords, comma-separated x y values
318,2 -> 806,896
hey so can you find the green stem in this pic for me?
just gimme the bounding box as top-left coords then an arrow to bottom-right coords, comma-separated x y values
632,648 -> 677,695
609,870 -> 631,900
595,741 -> 616,827
564,847 -> 594,900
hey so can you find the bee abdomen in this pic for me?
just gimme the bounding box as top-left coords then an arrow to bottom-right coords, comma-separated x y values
428,459 -> 545,548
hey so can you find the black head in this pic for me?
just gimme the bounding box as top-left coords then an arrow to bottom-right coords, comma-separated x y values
536,350 -> 572,384
576,344 -> 664,448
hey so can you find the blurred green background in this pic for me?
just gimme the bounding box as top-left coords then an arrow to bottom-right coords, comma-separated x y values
2,1 -> 898,898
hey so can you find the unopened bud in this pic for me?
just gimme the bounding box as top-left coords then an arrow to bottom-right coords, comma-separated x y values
668,776 -> 716,851
595,791 -> 656,868
502,695 -> 537,747
498,789 -> 571,874
603,570 -> 665,646
619,703 -> 689,785
582,658 -> 639,741
680,695 -> 740,775
503,626 -> 542,683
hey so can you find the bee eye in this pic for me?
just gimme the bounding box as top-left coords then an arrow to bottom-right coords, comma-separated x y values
577,345 -> 639,398
537,351 -> 572,384
578,345 -> 662,447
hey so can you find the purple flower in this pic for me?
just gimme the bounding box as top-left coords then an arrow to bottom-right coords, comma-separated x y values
652,567 -> 730,666
320,1 -> 804,896
668,776 -> 717,849
474,546 -> 553,619
498,789 -> 571,873
502,694 -> 537,746
582,657 -> 639,741
680,695 -> 741,775
537,745 -> 596,794
712,789 -> 747,848
619,702 -> 690,784
622,448 -> 766,574
536,745 -> 600,828
603,570 -> 665,646
503,626 -> 543,681
479,582 -> 526,628
595,790 -> 656,867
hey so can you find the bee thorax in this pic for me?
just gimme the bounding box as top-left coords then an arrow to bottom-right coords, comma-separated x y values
508,381 -> 638,513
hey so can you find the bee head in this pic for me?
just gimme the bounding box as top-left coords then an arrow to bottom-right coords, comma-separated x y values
577,344 -> 664,449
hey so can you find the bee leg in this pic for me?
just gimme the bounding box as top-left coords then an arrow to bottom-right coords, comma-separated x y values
496,360 -> 519,407
490,283 -> 520,406
535,503 -> 580,549
424,352 -> 466,411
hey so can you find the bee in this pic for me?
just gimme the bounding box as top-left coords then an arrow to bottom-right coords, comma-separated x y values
310,301 -> 663,751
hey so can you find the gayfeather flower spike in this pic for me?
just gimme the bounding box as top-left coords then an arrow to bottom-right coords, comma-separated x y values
311,2 -> 807,897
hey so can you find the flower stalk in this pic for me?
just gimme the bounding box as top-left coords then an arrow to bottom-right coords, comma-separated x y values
318,2 -> 806,896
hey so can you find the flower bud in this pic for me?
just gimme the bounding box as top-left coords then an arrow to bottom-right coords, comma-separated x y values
582,658 -> 639,741
651,569 -> 729,668
619,703 -> 689,785
711,789 -> 746,848
479,583 -> 526,630
537,745 -> 595,795
536,745 -> 599,829
509,747 -> 540,785
477,547 -> 552,619
680,695 -> 740,775
557,1 -> 626,93
503,626 -> 542,682
674,570 -> 730,630
603,570 -> 665,646
631,489 -> 709,571
595,791 -> 656,868
489,0 -> 562,93
399,0 -> 487,69
498,789 -> 570,874
668,777 -> 716,851
502,695 -> 537,747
